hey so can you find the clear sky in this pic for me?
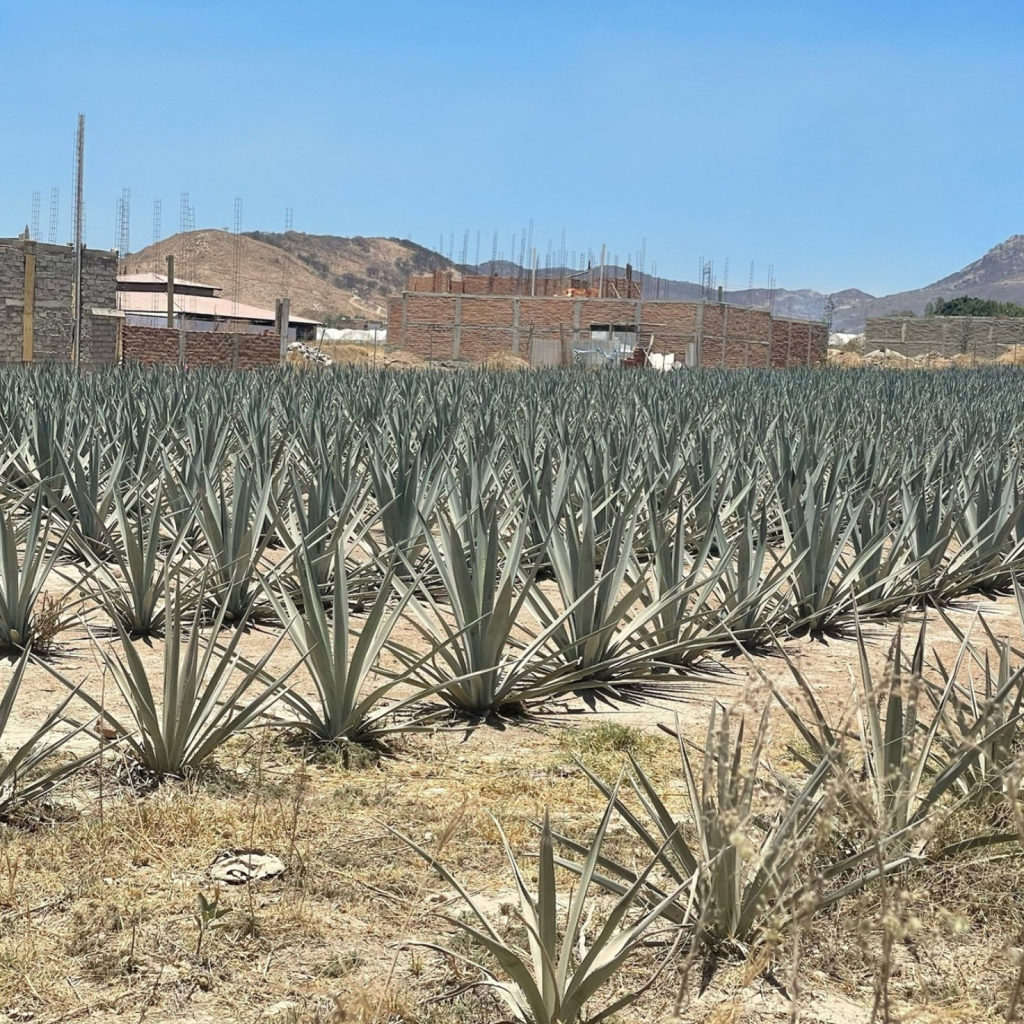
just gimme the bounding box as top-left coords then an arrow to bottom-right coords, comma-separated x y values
2,0 -> 1023,296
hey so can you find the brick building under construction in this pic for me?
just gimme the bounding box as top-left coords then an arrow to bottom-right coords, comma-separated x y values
387,269 -> 828,369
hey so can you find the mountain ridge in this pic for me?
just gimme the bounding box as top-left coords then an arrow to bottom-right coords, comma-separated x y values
124,231 -> 1024,333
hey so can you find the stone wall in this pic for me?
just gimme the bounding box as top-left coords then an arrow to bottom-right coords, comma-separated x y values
866,316 -> 1024,362
122,325 -> 281,369
0,238 -> 118,365
388,293 -> 827,369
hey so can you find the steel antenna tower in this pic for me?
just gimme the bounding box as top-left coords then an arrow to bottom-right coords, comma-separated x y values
30,192 -> 40,240
153,199 -> 162,245
490,230 -> 498,269
47,188 -> 59,244
474,230 -> 480,268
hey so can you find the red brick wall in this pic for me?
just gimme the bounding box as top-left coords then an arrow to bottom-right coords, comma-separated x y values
388,294 -> 826,369
407,273 -> 641,298
123,326 -> 280,369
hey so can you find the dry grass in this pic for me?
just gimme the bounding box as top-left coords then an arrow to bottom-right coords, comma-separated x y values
479,352 -> 531,371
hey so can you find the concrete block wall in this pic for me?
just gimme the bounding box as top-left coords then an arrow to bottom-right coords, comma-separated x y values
389,293 -> 826,369
0,239 -> 118,365
866,316 -> 1024,361
122,326 -> 280,369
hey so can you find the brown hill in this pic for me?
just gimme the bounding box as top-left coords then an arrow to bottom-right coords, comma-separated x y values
124,230 -> 450,322
854,235 -> 1024,325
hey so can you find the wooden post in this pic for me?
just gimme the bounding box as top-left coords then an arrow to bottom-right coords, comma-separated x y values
166,254 -> 175,328
278,298 -> 290,365
22,245 -> 35,363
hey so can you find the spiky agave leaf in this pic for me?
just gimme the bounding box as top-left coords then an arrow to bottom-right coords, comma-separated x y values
42,576 -> 300,778
262,546 -> 444,743
393,791 -> 683,1024
0,649 -> 98,815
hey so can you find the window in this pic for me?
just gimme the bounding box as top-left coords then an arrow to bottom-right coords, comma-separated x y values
589,324 -> 638,356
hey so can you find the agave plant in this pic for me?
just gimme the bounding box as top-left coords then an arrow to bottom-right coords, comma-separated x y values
0,649 -> 96,816
387,494 -> 554,715
43,579 -> 299,778
83,482 -> 188,637
0,491 -> 69,653
263,547 -> 442,745
769,616 -> 1019,854
394,797 -> 682,1024
555,706 -> 841,958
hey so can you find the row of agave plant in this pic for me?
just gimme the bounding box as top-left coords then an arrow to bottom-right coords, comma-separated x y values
0,366 -> 1022,770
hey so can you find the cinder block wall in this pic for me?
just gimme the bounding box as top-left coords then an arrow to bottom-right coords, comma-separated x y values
388,293 -> 827,369
122,325 -> 280,369
0,239 -> 118,365
866,316 -> 1024,361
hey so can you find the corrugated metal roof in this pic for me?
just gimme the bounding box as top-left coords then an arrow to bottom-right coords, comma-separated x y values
118,273 -> 219,290
117,289 -> 321,325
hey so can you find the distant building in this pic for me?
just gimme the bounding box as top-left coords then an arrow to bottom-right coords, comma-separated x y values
388,270 -> 827,369
117,274 -> 320,341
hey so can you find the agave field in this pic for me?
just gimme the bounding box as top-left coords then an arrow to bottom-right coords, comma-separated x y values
2,363 -> 1024,1022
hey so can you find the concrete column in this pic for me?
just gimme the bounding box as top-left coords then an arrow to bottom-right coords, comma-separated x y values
278,298 -> 291,365
178,317 -> 186,365
787,321 -> 793,367
695,301 -> 705,367
400,293 -> 409,351
512,296 -> 521,355
452,295 -> 462,359
572,300 -> 582,354
22,246 -> 35,363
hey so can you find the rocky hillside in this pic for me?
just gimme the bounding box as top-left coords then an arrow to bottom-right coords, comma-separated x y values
125,231 -> 451,322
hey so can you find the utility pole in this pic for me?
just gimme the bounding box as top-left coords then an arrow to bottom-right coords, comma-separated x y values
71,114 -> 85,368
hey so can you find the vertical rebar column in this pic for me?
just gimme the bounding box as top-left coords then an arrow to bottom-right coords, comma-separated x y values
72,114 -> 85,368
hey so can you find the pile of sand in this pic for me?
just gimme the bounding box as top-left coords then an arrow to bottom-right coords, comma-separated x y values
828,350 -> 865,368
481,352 -> 531,371
996,347 -> 1024,366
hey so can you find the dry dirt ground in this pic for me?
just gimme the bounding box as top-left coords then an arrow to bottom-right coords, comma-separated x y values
1,581 -> 1022,1024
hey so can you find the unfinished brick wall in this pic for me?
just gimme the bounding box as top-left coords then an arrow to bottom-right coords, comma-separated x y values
123,326 -> 280,369
407,272 -> 642,298
389,293 -> 827,369
0,239 -> 118,365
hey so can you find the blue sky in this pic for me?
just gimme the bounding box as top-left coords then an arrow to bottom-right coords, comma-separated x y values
2,0 -> 1023,296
